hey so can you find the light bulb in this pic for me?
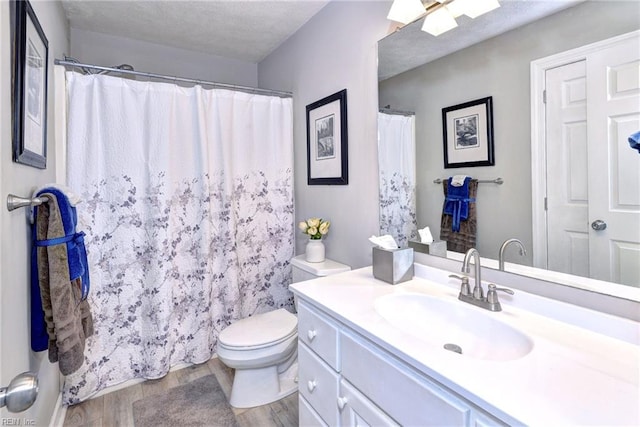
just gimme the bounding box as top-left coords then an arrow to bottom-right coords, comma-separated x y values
421,6 -> 458,36
387,0 -> 426,25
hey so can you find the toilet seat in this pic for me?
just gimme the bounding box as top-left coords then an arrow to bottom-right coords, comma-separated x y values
218,309 -> 297,350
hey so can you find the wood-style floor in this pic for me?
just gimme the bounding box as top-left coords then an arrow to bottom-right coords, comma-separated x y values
63,357 -> 298,427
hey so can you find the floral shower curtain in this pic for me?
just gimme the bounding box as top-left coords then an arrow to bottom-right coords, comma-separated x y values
63,72 -> 294,403
377,112 -> 417,247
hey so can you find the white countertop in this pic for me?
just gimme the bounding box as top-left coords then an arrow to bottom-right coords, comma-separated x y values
290,265 -> 640,425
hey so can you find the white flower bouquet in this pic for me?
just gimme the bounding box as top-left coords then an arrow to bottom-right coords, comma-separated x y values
298,217 -> 330,240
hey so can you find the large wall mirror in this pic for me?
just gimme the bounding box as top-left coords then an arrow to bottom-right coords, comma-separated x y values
377,0 -> 640,298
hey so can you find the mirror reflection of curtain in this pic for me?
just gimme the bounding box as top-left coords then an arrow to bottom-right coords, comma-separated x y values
377,112 -> 417,247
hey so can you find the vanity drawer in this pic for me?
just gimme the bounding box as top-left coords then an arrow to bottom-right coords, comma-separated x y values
298,300 -> 340,370
298,342 -> 340,426
341,332 -> 471,427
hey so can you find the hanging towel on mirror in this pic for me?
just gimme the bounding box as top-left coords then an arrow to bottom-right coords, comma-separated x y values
31,187 -> 93,375
629,131 -> 640,153
440,178 -> 478,253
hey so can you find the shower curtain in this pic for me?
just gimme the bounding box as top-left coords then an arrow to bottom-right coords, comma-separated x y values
63,72 -> 294,403
377,112 -> 417,247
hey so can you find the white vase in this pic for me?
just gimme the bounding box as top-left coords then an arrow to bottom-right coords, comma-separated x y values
305,238 -> 325,263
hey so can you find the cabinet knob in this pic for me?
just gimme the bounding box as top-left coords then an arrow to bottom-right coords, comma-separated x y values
337,396 -> 348,411
307,380 -> 317,393
307,329 -> 317,341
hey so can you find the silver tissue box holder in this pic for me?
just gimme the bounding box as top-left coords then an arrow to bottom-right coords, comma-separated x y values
372,247 -> 414,285
408,240 -> 447,257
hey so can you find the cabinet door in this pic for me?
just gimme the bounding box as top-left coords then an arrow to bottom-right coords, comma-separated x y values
339,379 -> 400,427
341,332 -> 471,426
472,410 -> 510,427
299,394 -> 329,427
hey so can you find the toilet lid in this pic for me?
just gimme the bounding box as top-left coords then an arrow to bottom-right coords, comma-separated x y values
219,309 -> 297,348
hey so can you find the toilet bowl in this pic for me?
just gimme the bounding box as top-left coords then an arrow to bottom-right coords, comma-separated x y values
217,309 -> 298,408
217,255 -> 350,408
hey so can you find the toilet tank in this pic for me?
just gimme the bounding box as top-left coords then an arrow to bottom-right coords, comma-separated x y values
290,255 -> 350,283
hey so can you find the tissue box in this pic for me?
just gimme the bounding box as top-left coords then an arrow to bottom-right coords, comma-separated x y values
372,247 -> 414,285
408,240 -> 447,257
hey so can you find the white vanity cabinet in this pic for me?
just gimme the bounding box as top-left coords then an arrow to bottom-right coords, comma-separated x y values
297,299 -> 508,427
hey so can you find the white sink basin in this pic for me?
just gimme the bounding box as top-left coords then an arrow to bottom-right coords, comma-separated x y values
374,293 -> 533,361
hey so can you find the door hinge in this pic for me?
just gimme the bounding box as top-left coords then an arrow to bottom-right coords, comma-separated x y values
543,90 -> 547,104
544,197 -> 548,210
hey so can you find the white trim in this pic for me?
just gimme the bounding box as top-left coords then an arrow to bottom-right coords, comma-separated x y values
48,391 -> 66,427
529,30 -> 640,270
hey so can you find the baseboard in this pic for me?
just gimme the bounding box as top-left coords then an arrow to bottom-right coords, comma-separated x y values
48,391 -> 66,427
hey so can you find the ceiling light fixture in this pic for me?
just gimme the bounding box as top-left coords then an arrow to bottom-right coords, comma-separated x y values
386,0 -> 427,25
387,0 -> 501,36
421,5 -> 458,36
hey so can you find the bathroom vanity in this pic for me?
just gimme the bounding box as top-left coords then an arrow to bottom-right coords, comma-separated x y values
290,263 -> 639,426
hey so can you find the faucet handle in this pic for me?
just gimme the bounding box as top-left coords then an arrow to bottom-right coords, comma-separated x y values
449,274 -> 471,296
486,284 -> 514,304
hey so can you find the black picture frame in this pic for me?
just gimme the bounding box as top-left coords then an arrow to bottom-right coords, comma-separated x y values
442,96 -> 494,169
13,0 -> 49,169
306,89 -> 348,185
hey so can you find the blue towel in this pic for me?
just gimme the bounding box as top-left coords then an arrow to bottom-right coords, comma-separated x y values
629,131 -> 640,153
444,177 -> 475,232
31,188 -> 90,352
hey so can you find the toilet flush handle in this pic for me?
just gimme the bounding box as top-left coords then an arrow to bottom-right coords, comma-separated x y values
307,329 -> 317,341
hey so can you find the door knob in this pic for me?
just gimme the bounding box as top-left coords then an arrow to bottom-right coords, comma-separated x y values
591,220 -> 607,231
0,372 -> 39,413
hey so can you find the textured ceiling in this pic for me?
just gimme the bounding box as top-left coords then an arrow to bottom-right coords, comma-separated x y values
61,0 -> 587,72
379,0 -> 585,81
61,0 -> 331,63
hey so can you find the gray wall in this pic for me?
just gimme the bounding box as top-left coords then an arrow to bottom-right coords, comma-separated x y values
259,1 -> 394,269
66,2 -> 395,272
70,28 -> 259,87
0,1 -> 69,424
379,1 -> 640,263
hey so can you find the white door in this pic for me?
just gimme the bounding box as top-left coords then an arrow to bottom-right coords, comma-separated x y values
545,35 -> 640,287
587,35 -> 640,286
545,60 -> 589,278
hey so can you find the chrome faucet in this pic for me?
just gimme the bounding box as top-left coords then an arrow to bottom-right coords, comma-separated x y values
499,238 -> 527,271
448,247 -> 514,312
462,248 -> 483,299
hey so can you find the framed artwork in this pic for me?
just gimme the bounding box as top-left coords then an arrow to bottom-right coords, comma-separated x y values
306,89 -> 348,185
13,0 -> 49,169
442,96 -> 494,169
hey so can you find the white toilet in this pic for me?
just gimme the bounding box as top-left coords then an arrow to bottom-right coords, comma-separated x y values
217,255 -> 350,408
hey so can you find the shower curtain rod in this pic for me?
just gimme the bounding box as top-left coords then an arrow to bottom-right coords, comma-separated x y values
54,59 -> 293,98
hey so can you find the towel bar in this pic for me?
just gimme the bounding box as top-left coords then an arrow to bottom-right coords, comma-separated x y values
433,177 -> 504,185
6,194 -> 50,212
